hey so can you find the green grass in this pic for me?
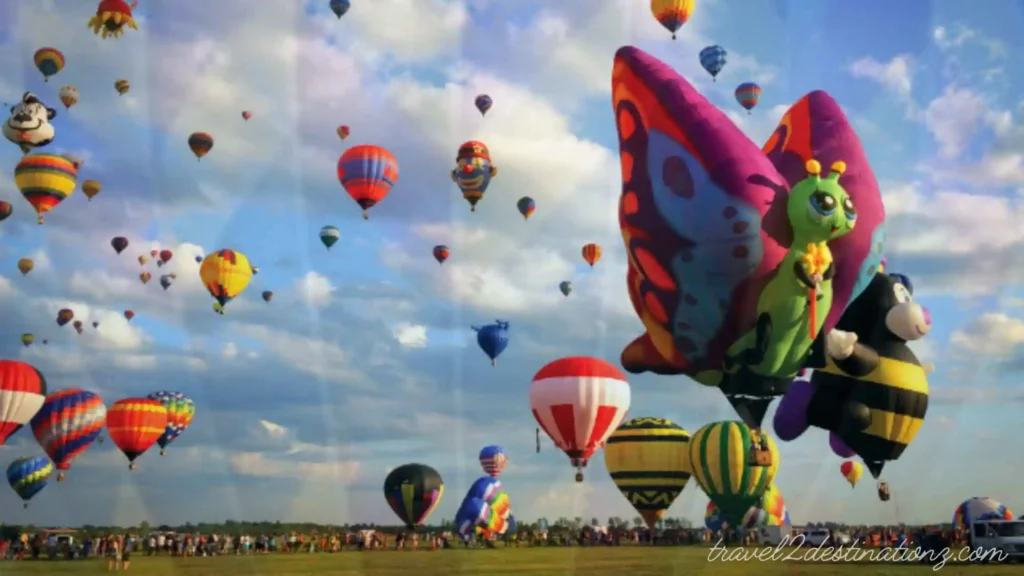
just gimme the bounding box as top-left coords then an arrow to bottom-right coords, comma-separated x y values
0,547 -> 1017,575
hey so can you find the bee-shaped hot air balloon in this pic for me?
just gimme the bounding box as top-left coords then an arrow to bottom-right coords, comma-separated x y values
88,0 -> 139,39
451,141 -> 497,212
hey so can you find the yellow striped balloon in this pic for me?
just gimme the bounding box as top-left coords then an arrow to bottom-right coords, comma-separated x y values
604,417 -> 692,528
14,154 -> 77,224
689,421 -> 778,526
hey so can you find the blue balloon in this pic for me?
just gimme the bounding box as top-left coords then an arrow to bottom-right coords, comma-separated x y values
699,45 -> 728,81
6,456 -> 53,506
538,518 -> 549,531
472,320 -> 509,365
508,515 -> 517,533
329,0 -> 350,18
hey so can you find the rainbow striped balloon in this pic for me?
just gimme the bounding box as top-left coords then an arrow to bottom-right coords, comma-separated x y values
147,391 -> 196,454
30,389 -> 106,480
14,154 -> 77,224
33,48 -> 65,81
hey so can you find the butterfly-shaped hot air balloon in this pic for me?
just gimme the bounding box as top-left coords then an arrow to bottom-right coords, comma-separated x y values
478,445 -> 507,477
320,225 -> 340,249
146,391 -> 195,456
699,45 -> 727,81
472,321 -> 509,366
0,361 -> 47,446
188,132 -> 214,160
15,154 -> 77,224
338,145 -> 399,219
474,94 -> 492,116
604,417 -> 691,528
735,82 -> 761,114
516,197 -> 535,220
31,389 -> 106,481
6,456 -> 54,508
530,357 -> 631,482
613,47 -> 885,432
650,0 -> 694,39
433,245 -> 450,265
107,398 -> 167,470
383,463 -> 444,529
33,48 -> 64,82
200,249 -> 253,314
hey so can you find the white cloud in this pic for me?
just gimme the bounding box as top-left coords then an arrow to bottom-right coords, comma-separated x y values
294,272 -> 336,309
949,313 -> 1024,358
221,342 -> 238,360
229,323 -> 368,386
229,452 -> 361,483
933,24 -> 1007,58
922,86 -> 1004,159
259,420 -> 289,440
391,323 -> 428,348
341,0 -> 470,62
848,55 -> 913,97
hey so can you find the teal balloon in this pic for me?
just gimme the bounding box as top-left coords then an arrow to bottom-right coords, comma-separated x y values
320,225 -> 340,249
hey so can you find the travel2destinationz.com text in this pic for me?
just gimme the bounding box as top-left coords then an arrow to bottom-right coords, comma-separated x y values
707,535 -> 1010,570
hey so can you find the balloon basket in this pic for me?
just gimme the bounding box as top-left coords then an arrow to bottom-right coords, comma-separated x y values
491,359 -> 496,367
23,503 -> 28,509
128,462 -> 137,471
160,449 -> 166,456
56,472 -> 65,482
362,210 -> 369,220
575,472 -> 584,483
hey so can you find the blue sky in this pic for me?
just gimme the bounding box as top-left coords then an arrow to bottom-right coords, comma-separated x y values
0,0 -> 1022,528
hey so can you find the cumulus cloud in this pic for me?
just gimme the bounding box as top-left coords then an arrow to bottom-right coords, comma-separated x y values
392,323 -> 428,348
294,272 -> 336,309
848,55 -> 914,97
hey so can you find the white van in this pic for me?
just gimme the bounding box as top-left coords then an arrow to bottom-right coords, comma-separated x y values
800,528 -> 831,547
757,526 -> 789,546
969,520 -> 1024,563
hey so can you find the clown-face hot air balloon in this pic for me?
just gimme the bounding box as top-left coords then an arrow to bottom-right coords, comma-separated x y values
15,154 -> 77,224
604,417 -> 691,528
147,391 -> 195,455
433,245 -> 450,265
199,249 -> 253,314
33,48 -> 64,82
383,463 -> 444,529
188,132 -> 214,160
31,389 -> 106,481
517,196 -> 535,220
735,82 -> 761,114
107,398 -> 167,470
451,141 -> 497,212
88,0 -> 139,39
0,361 -> 47,445
479,445 -> 507,477
474,94 -> 492,116
613,47 -> 885,432
650,0 -> 693,39
472,321 -> 509,366
320,225 -> 340,249
338,145 -> 398,219
530,356 -> 631,482
6,456 -> 53,508
689,421 -> 778,527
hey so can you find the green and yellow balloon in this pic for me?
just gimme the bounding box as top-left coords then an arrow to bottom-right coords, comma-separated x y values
689,421 -> 778,526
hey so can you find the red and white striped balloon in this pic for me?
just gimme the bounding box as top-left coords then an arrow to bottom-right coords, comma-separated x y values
529,356 -> 631,482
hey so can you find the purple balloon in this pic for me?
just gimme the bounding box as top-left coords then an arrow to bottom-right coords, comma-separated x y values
829,432 -> 856,458
773,379 -> 815,441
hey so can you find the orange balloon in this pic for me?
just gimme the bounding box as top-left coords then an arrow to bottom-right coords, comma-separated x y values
106,398 -> 167,470
582,243 -> 602,267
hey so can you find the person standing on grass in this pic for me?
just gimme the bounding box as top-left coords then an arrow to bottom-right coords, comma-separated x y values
106,535 -> 121,571
121,534 -> 133,571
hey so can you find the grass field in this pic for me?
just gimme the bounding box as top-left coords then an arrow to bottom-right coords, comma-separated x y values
0,547 -> 1017,575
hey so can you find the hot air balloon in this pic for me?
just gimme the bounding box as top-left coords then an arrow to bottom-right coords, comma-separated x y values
58,86 -> 79,110
451,141 -> 497,212
15,154 -> 77,224
146,391 -> 195,456
330,0 -> 350,18
0,361 -> 47,446
138,255 -> 148,265
241,111 -> 252,120
337,125 -> 350,140
111,237 -> 128,254
114,79 -> 130,95
56,309 -> 73,326
475,94 -> 493,116
604,417 -> 691,528
59,153 -> 83,170
88,0 -> 139,39
320,225 -> 340,249
530,356 -> 631,482
30,389 -> 106,480
705,501 -> 727,532
953,497 -> 1014,529
33,48 -> 64,82
699,45 -> 727,81
741,483 -> 790,528
106,398 -> 167,470
559,281 -> 572,297
337,145 -> 399,219
472,320 -> 509,366
262,290 -> 273,302
735,82 -> 761,114
433,245 -> 450,265
123,310 -> 134,321
20,334 -> 34,347
689,421 -> 778,526
17,259 -> 33,275
92,321 -> 99,328
158,249 -> 173,265
455,477 -> 511,538
0,201 -> 11,222
581,243 -> 601,267
188,132 -> 214,160
160,274 -> 173,290
479,445 -> 507,477
383,463 -> 445,529
840,461 -> 862,488
251,266 -> 260,275
6,456 -> 53,508
199,249 -> 254,314
150,250 -> 158,258
517,197 -> 535,220
82,179 -> 101,201
139,272 -> 151,284
650,0 -> 693,39
72,321 -> 83,335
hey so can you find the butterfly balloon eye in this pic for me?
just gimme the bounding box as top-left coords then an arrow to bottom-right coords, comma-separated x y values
810,192 -> 837,215
843,197 -> 857,219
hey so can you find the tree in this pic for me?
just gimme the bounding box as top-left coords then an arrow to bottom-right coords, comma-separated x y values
138,521 -> 150,536
590,517 -> 599,528
633,517 -> 643,529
